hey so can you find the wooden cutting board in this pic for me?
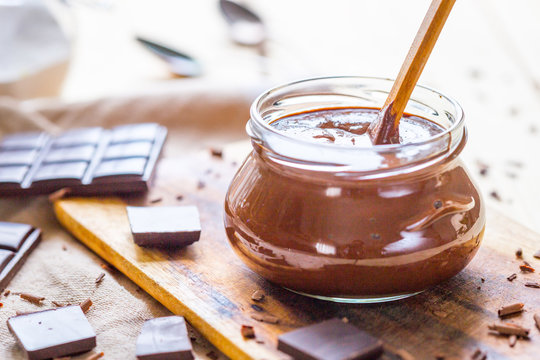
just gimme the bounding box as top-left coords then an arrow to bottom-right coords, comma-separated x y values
53,153 -> 540,360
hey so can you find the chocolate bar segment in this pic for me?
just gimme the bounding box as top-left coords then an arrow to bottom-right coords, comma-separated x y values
7,305 -> 97,360
0,123 -> 167,196
0,222 -> 42,289
127,206 -> 201,247
277,318 -> 384,360
136,316 -> 194,360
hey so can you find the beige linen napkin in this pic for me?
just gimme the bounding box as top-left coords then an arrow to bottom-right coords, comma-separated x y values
0,81 -> 259,359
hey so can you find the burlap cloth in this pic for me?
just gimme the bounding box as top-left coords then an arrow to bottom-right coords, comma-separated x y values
0,81 -> 265,359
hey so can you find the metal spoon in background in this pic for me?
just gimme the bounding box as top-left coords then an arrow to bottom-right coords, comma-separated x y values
219,0 -> 266,47
135,36 -> 202,77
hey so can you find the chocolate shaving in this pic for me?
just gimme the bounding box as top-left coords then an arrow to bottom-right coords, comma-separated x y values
4,290 -> 10,297
19,293 -> 45,305
488,323 -> 529,337
471,348 -> 487,360
48,187 -> 71,202
176,195 -> 184,201
82,352 -> 104,360
515,248 -> 523,258
80,298 -> 93,313
95,273 -> 106,284
508,334 -> 517,347
250,313 -> 279,324
250,304 -> 263,312
498,302 -> 524,317
507,273 -> 517,282
52,301 -> 66,307
251,290 -> 265,302
149,197 -> 162,204
241,325 -> 255,339
534,314 -> 540,331
520,264 -> 535,272
525,282 -> 540,288
534,250 -> 540,259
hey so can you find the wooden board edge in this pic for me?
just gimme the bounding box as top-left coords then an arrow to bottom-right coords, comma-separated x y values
53,198 -> 255,360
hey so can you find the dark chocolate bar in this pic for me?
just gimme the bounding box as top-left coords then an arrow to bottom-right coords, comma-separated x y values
7,305 -> 96,360
0,123 -> 167,196
126,206 -> 201,247
0,221 -> 41,289
136,316 -> 194,360
277,318 -> 384,360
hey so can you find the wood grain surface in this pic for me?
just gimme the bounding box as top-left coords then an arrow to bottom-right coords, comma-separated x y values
53,153 -> 540,360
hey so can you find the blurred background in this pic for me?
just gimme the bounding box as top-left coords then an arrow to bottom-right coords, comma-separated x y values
1,0 -> 539,232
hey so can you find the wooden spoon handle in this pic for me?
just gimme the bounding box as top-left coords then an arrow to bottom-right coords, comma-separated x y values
369,0 -> 456,145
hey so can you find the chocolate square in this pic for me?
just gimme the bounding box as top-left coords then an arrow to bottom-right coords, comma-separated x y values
103,141 -> 153,160
126,206 -> 201,247
52,127 -> 103,147
0,222 -> 34,251
0,149 -> 39,166
136,316 -> 194,360
32,162 -> 88,183
0,225 -> 41,289
0,132 -> 48,150
7,306 -> 97,360
0,165 -> 30,184
44,145 -> 96,163
111,123 -> 160,143
0,250 -> 15,272
278,318 -> 383,360
92,158 -> 147,179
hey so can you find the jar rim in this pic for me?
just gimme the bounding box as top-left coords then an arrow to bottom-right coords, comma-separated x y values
248,76 -> 466,175
250,75 -> 464,151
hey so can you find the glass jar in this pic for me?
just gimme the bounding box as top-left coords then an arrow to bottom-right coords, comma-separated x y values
224,76 -> 485,303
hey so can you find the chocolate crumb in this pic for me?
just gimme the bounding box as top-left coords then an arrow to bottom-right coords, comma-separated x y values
48,187 -> 71,202
52,301 -> 65,307
479,168 -> 488,176
149,197 -> 162,204
509,334 -> 517,347
62,244 -> 67,251
4,290 -> 10,297
197,180 -> 206,190
534,314 -> 540,330
190,336 -> 197,342
525,282 -> 540,288
251,304 -> 263,312
19,293 -> 45,305
241,325 -> 255,339
95,273 -> 106,284
176,195 -> 184,201
210,148 -> 223,158
515,248 -> 523,258
250,313 -> 279,324
255,339 -> 264,344
251,290 -> 265,302
206,350 -> 219,360
507,273 -> 517,282
520,264 -> 535,272
80,298 -> 93,313
533,250 -> 540,259
477,286 -> 481,290
481,278 -> 485,283
433,200 -> 443,209
498,302 -> 524,317
489,191 -> 501,201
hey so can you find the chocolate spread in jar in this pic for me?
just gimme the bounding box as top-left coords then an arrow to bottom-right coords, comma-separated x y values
224,107 -> 485,298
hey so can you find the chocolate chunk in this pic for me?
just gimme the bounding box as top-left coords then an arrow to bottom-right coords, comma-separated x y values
241,325 -> 255,339
534,250 -> 540,259
127,206 -> 201,247
0,123 -> 166,196
136,316 -> 194,360
278,318 -> 383,360
7,306 -> 96,360
0,223 -> 41,289
515,248 -> 523,258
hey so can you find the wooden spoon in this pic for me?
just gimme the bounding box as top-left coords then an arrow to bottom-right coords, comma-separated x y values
368,0 -> 456,145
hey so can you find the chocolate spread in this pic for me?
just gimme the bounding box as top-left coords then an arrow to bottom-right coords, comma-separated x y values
225,107 -> 485,298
